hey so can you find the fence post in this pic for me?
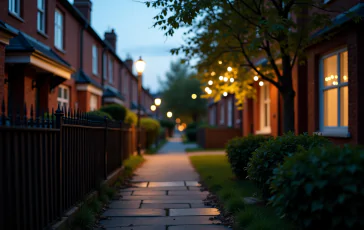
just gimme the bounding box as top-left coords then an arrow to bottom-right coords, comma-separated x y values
119,121 -> 123,168
104,117 -> 108,179
55,105 -> 64,219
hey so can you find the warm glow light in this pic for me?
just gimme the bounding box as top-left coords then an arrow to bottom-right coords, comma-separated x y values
223,77 -> 228,82
150,105 -> 156,111
219,76 -> 223,81
223,92 -> 228,97
154,98 -> 162,106
211,72 -> 216,76
207,89 -> 212,95
259,81 -> 264,86
218,61 -> 222,64
253,76 -> 259,81
335,75 -> 338,79
178,125 -> 184,132
205,87 -> 210,92
176,118 -> 181,124
135,56 -> 146,74
191,94 -> 197,99
230,78 -> 234,83
333,81 -> 338,85
182,123 -> 187,128
343,76 -> 348,81
167,111 -> 173,118
227,66 -> 233,72
208,80 -> 213,85
331,75 -> 334,79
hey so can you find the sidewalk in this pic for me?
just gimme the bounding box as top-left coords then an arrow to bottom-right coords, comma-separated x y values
98,136 -> 228,230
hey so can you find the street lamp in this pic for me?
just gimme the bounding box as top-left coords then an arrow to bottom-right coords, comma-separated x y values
155,98 -> 161,106
191,94 -> 197,99
151,105 -> 156,111
167,111 -> 173,118
135,56 -> 146,156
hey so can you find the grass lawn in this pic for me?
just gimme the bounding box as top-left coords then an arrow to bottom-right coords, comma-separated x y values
189,155 -> 294,230
122,155 -> 145,179
185,147 -> 225,152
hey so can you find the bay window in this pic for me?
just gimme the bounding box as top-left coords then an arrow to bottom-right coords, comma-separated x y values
90,94 -> 98,111
57,85 -> 69,109
54,9 -> 64,50
257,82 -> 271,134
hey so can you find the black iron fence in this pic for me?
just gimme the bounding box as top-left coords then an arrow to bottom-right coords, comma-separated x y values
0,102 -> 141,230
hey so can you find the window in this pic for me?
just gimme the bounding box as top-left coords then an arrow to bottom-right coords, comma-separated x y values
8,0 -> 20,16
54,9 -> 64,50
320,49 -> 348,134
228,98 -> 233,127
90,94 -> 98,111
220,103 -> 225,125
92,45 -> 98,75
37,0 -> 45,33
210,106 -> 216,126
258,83 -> 271,133
108,57 -> 113,83
57,85 -> 69,109
103,53 -> 107,80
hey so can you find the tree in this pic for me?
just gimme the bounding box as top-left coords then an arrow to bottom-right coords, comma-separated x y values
160,60 -> 207,123
146,0 -> 357,132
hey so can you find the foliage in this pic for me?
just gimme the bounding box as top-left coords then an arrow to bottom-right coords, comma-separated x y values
226,135 -> 269,180
160,119 -> 175,129
99,104 -> 127,121
72,206 -> 95,229
189,155 -> 293,230
124,109 -> 137,125
88,199 -> 102,215
87,110 -> 113,121
185,129 -> 197,142
270,144 -> 364,229
186,122 -> 198,130
247,132 -> 331,200
141,118 -> 160,149
159,60 -> 207,122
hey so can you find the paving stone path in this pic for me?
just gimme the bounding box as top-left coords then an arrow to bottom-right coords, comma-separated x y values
99,134 -> 228,230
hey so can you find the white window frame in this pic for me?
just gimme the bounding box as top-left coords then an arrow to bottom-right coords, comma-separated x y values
89,94 -> 98,111
220,103 -> 225,125
103,53 -> 107,80
108,56 -> 113,83
92,45 -> 98,75
8,0 -> 20,16
54,9 -> 64,50
227,98 -> 233,127
319,48 -> 349,137
57,85 -> 69,110
256,83 -> 271,134
37,0 -> 45,33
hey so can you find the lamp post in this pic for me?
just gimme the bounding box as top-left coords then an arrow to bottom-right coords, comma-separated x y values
154,98 -> 161,119
135,57 -> 146,156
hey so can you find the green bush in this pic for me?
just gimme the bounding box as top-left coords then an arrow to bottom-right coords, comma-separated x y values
124,109 -> 137,125
247,132 -> 331,200
185,128 -> 197,142
99,104 -> 127,121
270,145 -> 364,229
160,119 -> 175,129
186,122 -> 198,130
87,110 -> 113,121
226,135 -> 269,180
141,118 -> 160,149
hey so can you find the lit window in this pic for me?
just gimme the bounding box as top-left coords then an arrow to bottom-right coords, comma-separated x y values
92,45 -> 98,75
90,94 -> 98,111
8,0 -> 20,16
220,103 -> 225,125
257,83 -> 271,134
228,98 -> 233,127
37,0 -> 45,33
108,57 -> 113,83
320,49 -> 348,133
54,9 -> 64,50
57,85 -> 69,110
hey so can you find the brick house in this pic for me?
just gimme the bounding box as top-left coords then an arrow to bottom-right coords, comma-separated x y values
0,0 -> 154,117
208,1 -> 364,145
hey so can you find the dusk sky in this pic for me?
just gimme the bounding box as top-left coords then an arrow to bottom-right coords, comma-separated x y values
70,0 -> 187,93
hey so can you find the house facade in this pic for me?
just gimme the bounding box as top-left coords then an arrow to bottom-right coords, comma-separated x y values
208,0 -> 364,145
0,0 -> 154,118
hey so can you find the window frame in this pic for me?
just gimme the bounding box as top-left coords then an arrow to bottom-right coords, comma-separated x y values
319,48 -> 349,136
8,0 -> 20,16
57,85 -> 69,110
108,56 -> 113,83
92,45 -> 98,75
54,9 -> 64,50
37,0 -> 46,33
89,94 -> 98,111
256,82 -> 271,134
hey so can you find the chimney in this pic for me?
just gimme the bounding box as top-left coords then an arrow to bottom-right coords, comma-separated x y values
125,58 -> 133,71
74,0 -> 92,23
104,29 -> 117,51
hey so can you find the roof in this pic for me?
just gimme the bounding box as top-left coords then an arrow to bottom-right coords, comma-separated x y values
4,30 -> 72,69
0,21 -> 16,36
103,85 -> 125,101
74,70 -> 103,89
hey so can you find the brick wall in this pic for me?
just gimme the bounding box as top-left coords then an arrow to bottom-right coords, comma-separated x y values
197,127 -> 241,149
0,43 -> 6,113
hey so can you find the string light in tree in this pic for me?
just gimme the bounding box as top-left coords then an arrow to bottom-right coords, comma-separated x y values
230,78 -> 234,83
223,77 -> 228,82
223,92 -> 228,97
208,80 -> 213,85
219,76 -> 223,81
253,75 -> 259,81
259,81 -> 264,86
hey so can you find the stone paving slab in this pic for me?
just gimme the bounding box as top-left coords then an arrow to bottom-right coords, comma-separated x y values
168,191 -> 209,196
100,216 -> 221,227
190,203 -> 211,208
185,181 -> 201,187
103,209 -> 166,217
141,203 -> 190,209
149,182 -> 185,187
187,187 -> 203,191
121,195 -> 206,200
130,182 -> 149,188
168,225 -> 228,230
108,201 -> 141,209
169,208 -> 220,216
122,186 -> 188,191
105,226 -> 165,230
132,190 -> 167,196
143,200 -> 204,204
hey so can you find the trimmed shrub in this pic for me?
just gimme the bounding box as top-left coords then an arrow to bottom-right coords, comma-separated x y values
124,109 -> 137,125
185,128 -> 197,142
99,104 -> 127,121
141,118 -> 160,149
87,110 -> 113,121
226,135 -> 269,180
247,132 -> 331,200
186,122 -> 198,130
270,145 -> 364,229
160,119 -> 175,129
